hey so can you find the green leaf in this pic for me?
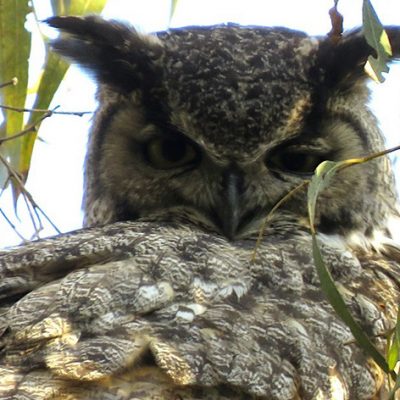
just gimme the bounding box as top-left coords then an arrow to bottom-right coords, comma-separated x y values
388,309 -> 400,370
307,157 -> 395,378
307,157 -> 369,231
308,161 -> 333,229
169,0 -> 179,22
51,0 -> 68,15
362,0 -> 392,83
23,53 -> 69,178
307,160 -> 348,231
0,0 -> 32,188
51,0 -> 108,16
387,337 -> 399,371
18,0 -> 108,181
389,354 -> 400,400
312,234 -> 391,374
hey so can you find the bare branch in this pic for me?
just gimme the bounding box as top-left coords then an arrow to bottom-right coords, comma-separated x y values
0,207 -> 26,242
251,180 -> 309,262
0,112 -> 52,144
0,78 -> 18,89
0,100 -> 87,242
21,189 -> 43,237
0,104 -> 93,117
328,0 -> 343,41
0,152 -> 61,238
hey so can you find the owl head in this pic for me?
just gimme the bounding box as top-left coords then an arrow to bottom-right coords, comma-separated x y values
47,16 -> 400,242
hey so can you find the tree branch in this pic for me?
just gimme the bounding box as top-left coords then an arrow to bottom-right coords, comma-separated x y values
0,152 -> 61,237
0,78 -> 18,89
0,104 -> 93,116
0,207 -> 26,242
0,112 -> 52,144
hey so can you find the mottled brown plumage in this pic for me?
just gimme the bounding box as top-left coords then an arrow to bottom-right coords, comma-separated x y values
1,16 -> 400,400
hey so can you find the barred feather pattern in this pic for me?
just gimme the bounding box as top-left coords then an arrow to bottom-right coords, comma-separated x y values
0,221 -> 399,399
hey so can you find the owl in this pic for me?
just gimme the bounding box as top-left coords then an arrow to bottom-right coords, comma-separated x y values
0,15 -> 400,400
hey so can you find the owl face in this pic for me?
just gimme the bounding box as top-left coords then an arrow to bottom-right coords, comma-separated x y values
48,17 -> 399,240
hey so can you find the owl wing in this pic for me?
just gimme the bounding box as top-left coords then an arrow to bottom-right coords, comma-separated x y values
1,221 -> 399,399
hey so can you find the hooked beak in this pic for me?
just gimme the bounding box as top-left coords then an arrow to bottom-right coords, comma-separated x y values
215,168 -> 243,240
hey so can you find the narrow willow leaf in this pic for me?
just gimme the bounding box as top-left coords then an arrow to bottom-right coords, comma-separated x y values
0,0 -> 32,188
307,161 -> 337,230
19,0 -> 107,183
312,234 -> 390,373
51,0 -> 69,15
388,334 -> 399,370
362,0 -> 392,83
307,159 -> 359,231
388,309 -> 400,371
23,53 -> 69,180
395,309 -> 400,349
308,144 -> 400,249
389,373 -> 400,400
307,156 -> 395,377
68,0 -> 108,15
169,0 -> 179,22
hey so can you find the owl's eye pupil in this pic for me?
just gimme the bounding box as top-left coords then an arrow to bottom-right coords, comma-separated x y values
266,148 -> 328,175
281,152 -> 313,172
144,136 -> 200,169
161,139 -> 187,162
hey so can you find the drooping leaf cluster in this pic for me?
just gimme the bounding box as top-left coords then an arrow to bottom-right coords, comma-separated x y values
0,1 -> 108,203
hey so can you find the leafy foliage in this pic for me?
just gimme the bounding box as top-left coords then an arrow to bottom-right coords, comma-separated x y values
362,0 -> 392,82
307,147 -> 400,396
170,0 -> 179,22
0,0 -> 108,202
387,310 -> 400,398
21,1 -> 109,194
0,0 -> 180,241
307,160 -> 391,375
309,3 -> 400,391
0,0 -> 32,188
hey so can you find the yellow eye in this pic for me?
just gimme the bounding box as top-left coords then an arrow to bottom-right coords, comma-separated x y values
144,137 -> 200,170
267,148 -> 329,175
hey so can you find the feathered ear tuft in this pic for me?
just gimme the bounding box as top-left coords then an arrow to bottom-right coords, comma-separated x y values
46,16 -> 164,93
317,26 -> 400,89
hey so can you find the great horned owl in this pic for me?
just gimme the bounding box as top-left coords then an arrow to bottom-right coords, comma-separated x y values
0,15 -> 400,400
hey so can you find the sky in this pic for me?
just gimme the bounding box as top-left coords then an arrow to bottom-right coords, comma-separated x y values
0,0 -> 399,248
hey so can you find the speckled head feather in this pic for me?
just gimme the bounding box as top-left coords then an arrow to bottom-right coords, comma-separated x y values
47,17 -> 399,157
155,25 -> 319,158
47,16 -> 400,242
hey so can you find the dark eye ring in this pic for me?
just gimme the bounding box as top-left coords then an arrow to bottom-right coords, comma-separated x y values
143,136 -> 200,170
266,148 -> 330,175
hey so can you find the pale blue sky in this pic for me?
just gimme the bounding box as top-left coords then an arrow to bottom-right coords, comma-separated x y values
0,0 -> 399,247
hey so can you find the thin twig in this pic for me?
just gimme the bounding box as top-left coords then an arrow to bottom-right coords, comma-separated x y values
21,189 -> 42,236
251,180 -> 309,262
0,78 -> 18,89
344,144 -> 400,167
0,112 -> 52,144
251,143 -> 400,262
0,207 -> 26,242
0,152 -> 61,236
0,104 -> 93,116
343,329 -> 394,346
